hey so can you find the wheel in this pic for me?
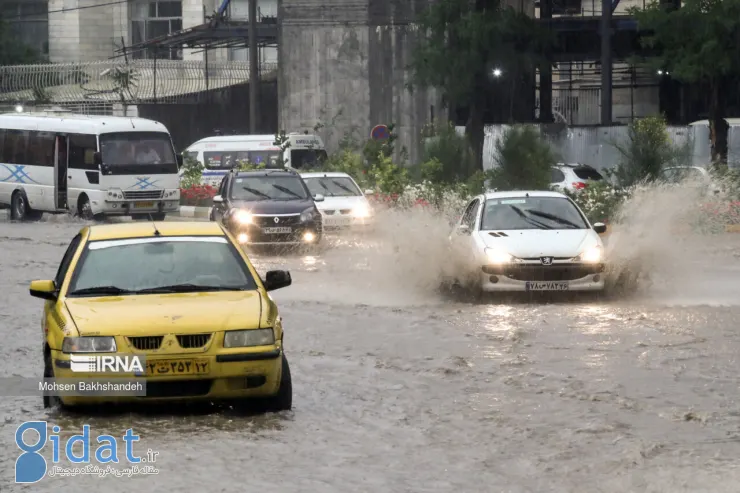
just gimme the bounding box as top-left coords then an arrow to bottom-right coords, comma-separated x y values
263,354 -> 292,412
77,194 -> 105,221
10,191 -> 42,221
43,353 -> 66,410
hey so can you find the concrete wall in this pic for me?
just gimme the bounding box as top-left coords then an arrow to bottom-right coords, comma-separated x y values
278,0 -> 441,164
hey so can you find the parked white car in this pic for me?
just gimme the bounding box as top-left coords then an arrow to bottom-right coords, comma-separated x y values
448,190 -> 607,293
658,166 -> 721,196
300,172 -> 375,230
550,163 -> 605,192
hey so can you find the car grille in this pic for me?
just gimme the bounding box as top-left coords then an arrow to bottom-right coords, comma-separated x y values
176,334 -> 212,349
251,214 -> 301,227
143,379 -> 213,398
483,263 -> 604,281
128,336 -> 163,351
123,190 -> 164,200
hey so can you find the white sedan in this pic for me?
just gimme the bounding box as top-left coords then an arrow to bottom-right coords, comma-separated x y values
301,172 -> 375,231
448,190 -> 608,293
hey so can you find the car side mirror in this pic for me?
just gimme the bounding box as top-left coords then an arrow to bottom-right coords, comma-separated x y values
93,151 -> 103,166
457,224 -> 471,235
176,154 -> 184,169
213,195 -> 223,204
263,270 -> 292,291
29,279 -> 58,301
593,222 -> 607,234
313,194 -> 325,202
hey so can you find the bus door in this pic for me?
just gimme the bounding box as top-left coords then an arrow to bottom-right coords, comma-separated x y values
54,135 -> 69,210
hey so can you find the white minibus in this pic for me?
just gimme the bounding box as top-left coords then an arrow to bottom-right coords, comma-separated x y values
0,112 -> 181,221
182,133 -> 328,186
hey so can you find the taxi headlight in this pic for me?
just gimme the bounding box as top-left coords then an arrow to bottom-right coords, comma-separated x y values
577,246 -> 603,263
351,204 -> 371,218
484,248 -> 513,264
234,210 -> 253,224
223,329 -> 275,348
62,336 -> 117,353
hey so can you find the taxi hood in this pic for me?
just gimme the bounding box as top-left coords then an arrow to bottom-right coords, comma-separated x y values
64,291 -> 264,336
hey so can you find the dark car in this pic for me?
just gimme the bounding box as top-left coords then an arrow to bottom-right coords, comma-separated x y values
210,169 -> 324,245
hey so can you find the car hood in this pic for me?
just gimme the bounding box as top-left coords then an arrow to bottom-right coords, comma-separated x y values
315,195 -> 368,211
64,291 -> 264,336
230,199 -> 314,214
478,229 -> 599,258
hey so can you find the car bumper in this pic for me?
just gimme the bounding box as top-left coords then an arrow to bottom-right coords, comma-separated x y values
479,262 -> 606,292
99,199 -> 180,216
229,222 -> 322,245
51,349 -> 283,406
320,215 -> 375,231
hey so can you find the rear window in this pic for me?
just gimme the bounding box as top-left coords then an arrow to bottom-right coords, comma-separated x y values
573,167 -> 603,181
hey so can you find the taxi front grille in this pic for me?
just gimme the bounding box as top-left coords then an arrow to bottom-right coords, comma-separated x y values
123,190 -> 164,200
128,336 -> 163,351
177,334 -> 212,349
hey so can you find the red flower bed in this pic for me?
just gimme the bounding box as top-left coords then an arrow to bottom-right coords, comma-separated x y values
180,185 -> 217,207
699,201 -> 740,223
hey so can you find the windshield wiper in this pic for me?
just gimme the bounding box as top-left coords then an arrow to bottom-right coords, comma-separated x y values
240,186 -> 272,200
271,184 -> 304,199
507,205 -> 553,230
135,284 -> 248,294
330,180 -> 357,195
527,210 -> 582,229
317,180 -> 335,197
68,286 -> 135,296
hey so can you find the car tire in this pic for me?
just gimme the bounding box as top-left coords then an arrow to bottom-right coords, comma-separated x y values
43,353 -> 66,411
10,190 -> 43,222
263,354 -> 292,412
78,194 -> 106,222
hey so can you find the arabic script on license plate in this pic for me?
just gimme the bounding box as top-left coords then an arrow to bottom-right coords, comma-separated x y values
525,281 -> 569,291
262,227 -> 292,234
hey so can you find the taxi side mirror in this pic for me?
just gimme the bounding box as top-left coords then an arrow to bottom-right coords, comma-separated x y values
30,280 -> 58,301
263,270 -> 292,291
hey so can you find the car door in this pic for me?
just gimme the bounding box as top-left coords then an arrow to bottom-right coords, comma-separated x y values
213,174 -> 230,222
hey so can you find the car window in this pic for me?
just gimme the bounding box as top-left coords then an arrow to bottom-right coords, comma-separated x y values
218,175 -> 229,197
303,177 -> 361,197
461,199 -> 480,228
573,167 -> 603,181
481,197 -> 589,230
550,168 -> 566,182
54,234 -> 83,288
68,236 -> 257,295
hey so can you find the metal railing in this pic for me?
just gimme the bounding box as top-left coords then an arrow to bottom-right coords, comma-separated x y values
0,59 -> 278,105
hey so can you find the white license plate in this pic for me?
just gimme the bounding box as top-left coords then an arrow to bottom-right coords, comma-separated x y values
525,281 -> 569,291
329,217 -> 352,226
262,227 -> 292,234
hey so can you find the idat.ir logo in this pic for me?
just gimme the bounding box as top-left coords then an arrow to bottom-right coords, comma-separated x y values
15,421 -> 156,483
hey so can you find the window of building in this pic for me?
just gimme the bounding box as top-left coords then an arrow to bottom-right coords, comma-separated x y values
0,1 -> 49,58
131,1 -> 183,60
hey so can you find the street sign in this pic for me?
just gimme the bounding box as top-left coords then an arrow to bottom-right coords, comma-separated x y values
370,124 -> 390,141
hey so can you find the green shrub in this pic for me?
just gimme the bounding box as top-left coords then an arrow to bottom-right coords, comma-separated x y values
420,121 -> 477,183
179,155 -> 204,188
564,181 -> 630,224
488,125 -> 556,191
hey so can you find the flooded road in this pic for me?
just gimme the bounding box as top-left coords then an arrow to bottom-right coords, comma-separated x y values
2,217 -> 740,492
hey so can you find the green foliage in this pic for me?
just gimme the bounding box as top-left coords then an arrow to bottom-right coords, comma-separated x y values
563,181 -> 630,224
487,125 -> 556,191
366,152 -> 410,195
180,155 -> 204,188
609,116 -> 687,188
0,16 -> 40,65
420,121 -> 477,183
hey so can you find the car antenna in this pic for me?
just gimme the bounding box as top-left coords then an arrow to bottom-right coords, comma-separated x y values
147,213 -> 162,236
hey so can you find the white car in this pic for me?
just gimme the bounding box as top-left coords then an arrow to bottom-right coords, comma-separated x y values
449,190 -> 608,293
550,163 -> 605,192
301,172 -> 375,230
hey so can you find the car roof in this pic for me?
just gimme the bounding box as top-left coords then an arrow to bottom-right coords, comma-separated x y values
300,171 -> 351,179
483,190 -> 568,200
85,221 -> 226,241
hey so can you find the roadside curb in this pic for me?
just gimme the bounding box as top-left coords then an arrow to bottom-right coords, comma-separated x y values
726,224 -> 740,233
173,206 -> 211,218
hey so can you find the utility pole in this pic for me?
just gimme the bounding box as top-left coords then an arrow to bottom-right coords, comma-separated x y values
600,0 -> 613,125
249,0 -> 259,133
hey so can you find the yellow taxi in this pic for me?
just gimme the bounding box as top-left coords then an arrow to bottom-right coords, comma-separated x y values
29,221 -> 293,411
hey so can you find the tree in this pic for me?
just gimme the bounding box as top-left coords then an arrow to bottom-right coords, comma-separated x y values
630,0 -> 740,169
409,0 -> 550,171
0,15 -> 40,65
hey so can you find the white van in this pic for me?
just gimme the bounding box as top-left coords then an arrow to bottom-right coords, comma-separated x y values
0,112 -> 181,221
183,133 -> 328,186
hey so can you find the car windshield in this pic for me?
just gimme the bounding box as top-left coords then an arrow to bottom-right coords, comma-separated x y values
290,149 -> 328,170
480,197 -> 589,230
229,175 -> 309,201
303,177 -> 361,197
100,132 -> 177,169
67,236 -> 257,296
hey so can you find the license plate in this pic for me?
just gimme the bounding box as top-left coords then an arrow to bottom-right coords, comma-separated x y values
134,201 -> 155,208
525,281 -> 569,291
330,217 -> 352,226
262,227 -> 292,234
145,359 -> 209,376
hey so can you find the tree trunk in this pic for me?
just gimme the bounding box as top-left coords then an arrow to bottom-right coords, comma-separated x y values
466,70 -> 487,172
708,77 -> 729,171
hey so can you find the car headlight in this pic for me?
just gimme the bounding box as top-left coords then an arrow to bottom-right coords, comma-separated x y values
62,336 -> 117,353
300,207 -> 317,222
577,246 -> 603,263
234,209 -> 253,224
223,328 -> 275,348
485,248 -> 513,264
351,204 -> 372,218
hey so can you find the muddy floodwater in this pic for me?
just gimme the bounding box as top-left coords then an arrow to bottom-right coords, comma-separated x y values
1,216 -> 740,492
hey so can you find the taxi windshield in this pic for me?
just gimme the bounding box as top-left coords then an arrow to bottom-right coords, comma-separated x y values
67,236 -> 257,296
